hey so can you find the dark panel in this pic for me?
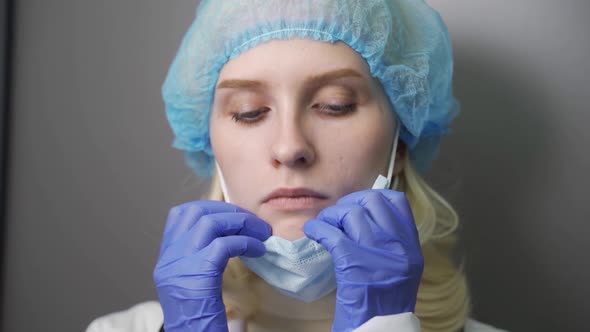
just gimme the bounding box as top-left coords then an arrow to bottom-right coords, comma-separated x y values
0,0 -> 15,327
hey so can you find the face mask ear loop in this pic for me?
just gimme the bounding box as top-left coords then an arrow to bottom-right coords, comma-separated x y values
387,123 -> 401,190
215,162 -> 231,203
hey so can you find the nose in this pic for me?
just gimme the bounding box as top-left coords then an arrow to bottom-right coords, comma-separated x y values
270,119 -> 315,169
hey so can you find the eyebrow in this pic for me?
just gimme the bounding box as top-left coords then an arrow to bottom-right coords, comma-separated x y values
215,68 -> 364,90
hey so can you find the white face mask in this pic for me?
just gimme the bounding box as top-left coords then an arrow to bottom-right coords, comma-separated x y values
216,125 -> 400,302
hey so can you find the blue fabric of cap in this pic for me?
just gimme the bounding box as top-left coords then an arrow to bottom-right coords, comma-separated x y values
162,0 -> 459,177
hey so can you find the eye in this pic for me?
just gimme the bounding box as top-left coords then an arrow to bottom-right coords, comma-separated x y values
231,107 -> 270,124
313,103 -> 357,115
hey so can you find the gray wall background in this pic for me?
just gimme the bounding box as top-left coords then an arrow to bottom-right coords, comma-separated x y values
2,0 -> 588,331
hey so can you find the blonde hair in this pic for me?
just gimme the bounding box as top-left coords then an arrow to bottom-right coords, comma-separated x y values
205,151 -> 471,332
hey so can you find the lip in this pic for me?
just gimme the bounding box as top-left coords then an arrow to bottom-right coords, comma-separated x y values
262,188 -> 329,211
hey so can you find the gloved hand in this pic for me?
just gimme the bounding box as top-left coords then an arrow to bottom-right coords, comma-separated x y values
153,200 -> 271,332
303,190 -> 424,332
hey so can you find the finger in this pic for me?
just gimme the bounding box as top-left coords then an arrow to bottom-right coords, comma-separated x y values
314,203 -> 379,245
374,190 -> 414,225
303,218 -> 349,254
207,235 -> 267,267
374,190 -> 420,242
339,190 -> 413,240
361,191 -> 409,239
191,212 -> 271,250
159,212 -> 271,260
155,236 -> 266,283
160,201 -> 250,253
337,189 -> 406,206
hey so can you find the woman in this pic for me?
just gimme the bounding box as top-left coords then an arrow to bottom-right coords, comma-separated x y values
88,0 -> 506,331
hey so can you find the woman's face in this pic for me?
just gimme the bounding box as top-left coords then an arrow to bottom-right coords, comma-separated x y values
210,39 -> 396,240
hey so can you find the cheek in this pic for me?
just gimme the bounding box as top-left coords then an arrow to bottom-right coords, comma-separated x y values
210,111 -> 267,165
210,117 -> 271,207
317,112 -> 394,189
210,116 -> 233,164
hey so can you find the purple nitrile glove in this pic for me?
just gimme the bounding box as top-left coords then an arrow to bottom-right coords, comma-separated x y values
153,200 -> 271,332
304,190 -> 424,332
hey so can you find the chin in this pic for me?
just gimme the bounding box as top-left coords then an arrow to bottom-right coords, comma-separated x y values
264,213 -> 314,241
274,229 -> 306,241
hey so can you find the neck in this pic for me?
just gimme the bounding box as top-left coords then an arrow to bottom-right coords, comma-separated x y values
252,274 -> 336,320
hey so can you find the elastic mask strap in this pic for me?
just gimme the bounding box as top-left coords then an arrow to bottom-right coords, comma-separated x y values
215,162 -> 231,203
387,123 -> 400,190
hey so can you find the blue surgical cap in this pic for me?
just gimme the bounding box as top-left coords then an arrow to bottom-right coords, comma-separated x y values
162,0 -> 459,177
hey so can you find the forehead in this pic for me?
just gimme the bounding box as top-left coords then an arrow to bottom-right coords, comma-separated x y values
217,39 -> 373,84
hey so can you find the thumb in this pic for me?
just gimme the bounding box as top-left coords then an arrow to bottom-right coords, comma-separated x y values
303,218 -> 348,254
207,235 -> 267,268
